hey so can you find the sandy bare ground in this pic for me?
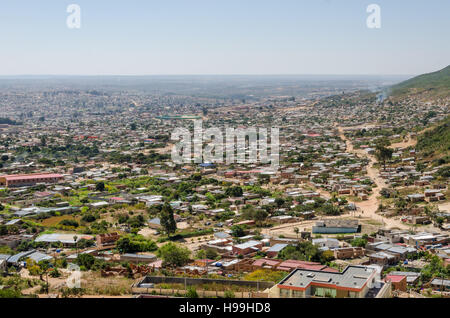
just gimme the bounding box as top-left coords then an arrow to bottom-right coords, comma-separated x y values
20,268 -> 70,295
183,234 -> 216,251
437,201 -> 450,212
260,213 -> 380,238
389,134 -> 417,150
142,143 -> 174,155
138,227 -> 158,238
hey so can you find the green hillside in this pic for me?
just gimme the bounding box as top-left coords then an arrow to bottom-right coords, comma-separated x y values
391,65 -> 450,98
416,115 -> 450,158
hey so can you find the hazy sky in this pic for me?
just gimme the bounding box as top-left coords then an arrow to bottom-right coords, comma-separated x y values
0,0 -> 448,75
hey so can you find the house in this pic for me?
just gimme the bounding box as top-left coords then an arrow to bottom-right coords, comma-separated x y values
119,253 -> 157,264
232,240 -> 262,255
407,232 -> 449,246
5,219 -> 22,226
96,232 -> 120,247
90,201 -> 109,208
401,216 -> 431,225
368,252 -> 396,266
6,250 -> 36,266
213,232 -> 231,240
406,194 -> 425,202
424,189 -> 445,202
275,260 -> 337,273
0,234 -> 33,249
0,173 -> 64,187
266,244 -> 288,258
251,258 -> 282,270
430,278 -> 450,292
138,195 -> 164,207
26,251 -> 53,264
109,197 -> 128,204
148,218 -> 162,229
235,220 -> 255,226
389,271 -> 420,284
312,238 -> 340,249
357,192 -> 369,200
385,275 -> 407,292
333,247 -> 365,259
268,265 -> 390,298
34,233 -> 94,247
313,219 -> 360,234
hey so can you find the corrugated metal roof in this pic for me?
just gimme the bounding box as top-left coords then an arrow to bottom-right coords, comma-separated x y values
7,250 -> 36,263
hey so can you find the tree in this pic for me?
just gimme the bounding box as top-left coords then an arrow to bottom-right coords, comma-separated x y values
375,145 -> 393,170
321,203 -> 341,216
275,197 -> 285,208
157,242 -> 191,267
205,248 -> 218,260
294,227 -> 299,240
278,241 -> 329,263
225,186 -> 243,197
76,253 -> 95,270
195,249 -> 207,259
375,137 -> 391,148
230,225 -> 246,237
253,209 -> 268,225
37,260 -> 51,293
73,235 -> 78,255
95,181 -> 105,192
0,225 -> 7,235
351,237 -> 368,248
116,236 -> 157,253
242,205 -> 268,226
160,203 -> 177,237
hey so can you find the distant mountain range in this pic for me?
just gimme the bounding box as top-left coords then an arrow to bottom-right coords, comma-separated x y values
390,65 -> 450,99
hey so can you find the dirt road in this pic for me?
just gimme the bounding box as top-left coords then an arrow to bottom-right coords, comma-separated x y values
337,127 -> 410,230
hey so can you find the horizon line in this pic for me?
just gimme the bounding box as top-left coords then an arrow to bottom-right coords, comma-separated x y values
0,73 -> 415,77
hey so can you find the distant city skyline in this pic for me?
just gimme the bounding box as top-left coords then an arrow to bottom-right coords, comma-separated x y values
0,0 -> 448,76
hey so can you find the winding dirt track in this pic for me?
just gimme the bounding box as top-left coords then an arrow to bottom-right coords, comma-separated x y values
337,127 -> 410,230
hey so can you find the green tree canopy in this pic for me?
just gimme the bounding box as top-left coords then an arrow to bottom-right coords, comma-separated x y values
157,242 -> 191,267
160,203 -> 177,237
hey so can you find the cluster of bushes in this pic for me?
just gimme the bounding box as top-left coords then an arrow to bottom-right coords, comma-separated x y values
157,228 -> 214,243
116,235 -> 158,254
351,235 -> 369,247
244,269 -> 288,283
59,219 -> 79,228
75,254 -> 107,271
278,241 -> 335,264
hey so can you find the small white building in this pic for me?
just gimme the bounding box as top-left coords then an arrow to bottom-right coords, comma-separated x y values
312,238 -> 340,249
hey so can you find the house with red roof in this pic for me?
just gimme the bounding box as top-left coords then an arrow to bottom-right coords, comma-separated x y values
0,173 -> 63,187
385,274 -> 407,291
